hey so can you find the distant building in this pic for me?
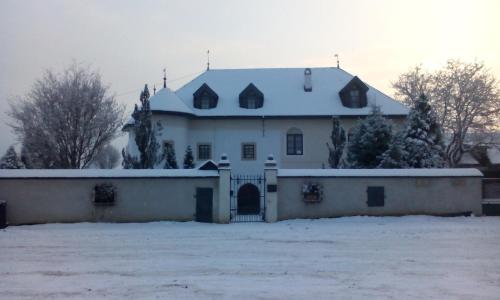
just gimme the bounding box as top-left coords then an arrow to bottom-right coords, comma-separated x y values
123,67 -> 408,174
458,146 -> 500,178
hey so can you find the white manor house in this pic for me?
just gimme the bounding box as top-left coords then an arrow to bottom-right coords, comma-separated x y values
124,67 -> 409,174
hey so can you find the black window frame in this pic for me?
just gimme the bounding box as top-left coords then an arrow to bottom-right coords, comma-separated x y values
241,143 -> 256,160
287,133 -> 303,155
197,143 -> 212,160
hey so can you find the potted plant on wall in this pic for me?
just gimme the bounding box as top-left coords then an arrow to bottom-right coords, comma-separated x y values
302,183 -> 322,203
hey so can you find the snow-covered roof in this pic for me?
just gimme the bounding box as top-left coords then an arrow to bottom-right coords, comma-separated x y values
458,152 -> 479,165
0,169 -> 219,179
150,87 -> 194,115
278,168 -> 483,177
487,148 -> 500,164
171,67 -> 408,117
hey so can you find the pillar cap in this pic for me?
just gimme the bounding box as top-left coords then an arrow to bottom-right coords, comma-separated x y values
218,153 -> 231,169
264,154 -> 277,169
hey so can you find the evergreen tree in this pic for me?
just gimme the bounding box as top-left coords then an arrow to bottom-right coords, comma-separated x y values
0,146 -> 24,169
183,146 -> 195,169
19,144 -> 32,169
378,133 -> 407,168
121,148 -> 140,169
164,146 -> 178,169
128,84 -> 161,169
346,106 -> 393,168
399,94 -> 446,168
326,118 -> 346,168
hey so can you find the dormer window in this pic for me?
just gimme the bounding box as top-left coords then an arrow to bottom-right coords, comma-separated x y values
239,83 -> 264,109
201,95 -> 210,109
247,96 -> 256,109
350,89 -> 360,107
193,83 -> 218,109
339,76 -> 369,108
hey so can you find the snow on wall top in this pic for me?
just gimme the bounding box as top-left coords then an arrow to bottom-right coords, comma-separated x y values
278,168 -> 483,177
0,169 -> 219,179
171,67 -> 409,117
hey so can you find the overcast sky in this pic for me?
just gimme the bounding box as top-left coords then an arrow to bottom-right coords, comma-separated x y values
1,0 -> 499,156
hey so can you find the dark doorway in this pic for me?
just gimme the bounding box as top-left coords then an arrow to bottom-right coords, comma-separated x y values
196,187 -> 213,223
237,183 -> 260,215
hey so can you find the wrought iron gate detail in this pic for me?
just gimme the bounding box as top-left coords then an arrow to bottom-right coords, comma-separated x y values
230,174 -> 266,222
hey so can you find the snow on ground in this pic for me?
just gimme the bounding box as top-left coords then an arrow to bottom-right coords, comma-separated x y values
1,217 -> 500,300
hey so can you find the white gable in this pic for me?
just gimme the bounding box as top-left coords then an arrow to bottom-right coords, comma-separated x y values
171,67 -> 408,117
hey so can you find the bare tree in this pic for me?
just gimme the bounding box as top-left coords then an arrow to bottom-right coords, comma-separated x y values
7,63 -> 125,169
392,60 -> 500,166
89,144 -> 120,169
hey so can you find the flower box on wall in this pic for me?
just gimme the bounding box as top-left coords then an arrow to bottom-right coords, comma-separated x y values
94,183 -> 116,206
302,183 -> 323,203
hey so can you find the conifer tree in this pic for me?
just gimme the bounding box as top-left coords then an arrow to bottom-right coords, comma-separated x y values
346,106 -> 393,168
378,133 -> 407,168
164,146 -> 178,169
0,146 -> 24,169
326,118 -> 346,168
123,84 -> 161,169
183,146 -> 195,169
399,94 -> 446,168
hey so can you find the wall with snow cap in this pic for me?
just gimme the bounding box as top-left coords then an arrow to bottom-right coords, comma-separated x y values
0,169 -> 219,225
277,168 -> 483,219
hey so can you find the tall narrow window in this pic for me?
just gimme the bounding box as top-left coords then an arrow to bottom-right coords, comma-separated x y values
197,143 -> 211,160
247,96 -> 256,109
350,89 -> 360,107
200,96 -> 210,109
286,128 -> 303,155
241,143 -> 256,160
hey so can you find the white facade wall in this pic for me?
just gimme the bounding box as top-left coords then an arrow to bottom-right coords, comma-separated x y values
143,115 -> 405,174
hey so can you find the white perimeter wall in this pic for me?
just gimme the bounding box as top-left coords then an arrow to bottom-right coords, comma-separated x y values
276,173 -> 483,219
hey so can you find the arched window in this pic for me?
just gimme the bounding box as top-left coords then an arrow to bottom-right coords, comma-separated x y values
286,128 -> 303,155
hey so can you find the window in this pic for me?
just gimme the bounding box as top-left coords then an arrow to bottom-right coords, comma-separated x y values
241,143 -> 256,160
367,186 -> 385,207
200,95 -> 210,109
239,83 -> 264,109
286,128 -> 303,155
350,89 -> 360,107
193,83 -> 218,109
247,96 -> 256,109
197,143 -> 211,160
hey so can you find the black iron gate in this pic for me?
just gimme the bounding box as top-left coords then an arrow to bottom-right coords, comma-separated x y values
230,174 -> 266,222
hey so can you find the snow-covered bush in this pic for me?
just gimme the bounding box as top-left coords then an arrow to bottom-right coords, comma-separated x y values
0,146 -> 24,169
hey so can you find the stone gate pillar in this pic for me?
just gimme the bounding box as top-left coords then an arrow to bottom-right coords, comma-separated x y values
264,154 -> 278,223
217,154 -> 231,224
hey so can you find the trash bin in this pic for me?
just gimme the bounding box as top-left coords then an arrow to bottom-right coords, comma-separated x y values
0,201 -> 6,229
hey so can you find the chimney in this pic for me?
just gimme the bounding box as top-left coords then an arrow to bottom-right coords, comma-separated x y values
304,68 -> 312,92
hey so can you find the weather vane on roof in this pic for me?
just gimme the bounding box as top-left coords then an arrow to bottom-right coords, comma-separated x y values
163,68 -> 167,88
334,54 -> 340,69
207,50 -> 210,71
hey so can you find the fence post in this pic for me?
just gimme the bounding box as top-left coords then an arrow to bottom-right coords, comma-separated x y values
217,154 -> 231,224
264,154 -> 278,223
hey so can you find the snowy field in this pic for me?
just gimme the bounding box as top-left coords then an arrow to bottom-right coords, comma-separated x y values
1,217 -> 500,299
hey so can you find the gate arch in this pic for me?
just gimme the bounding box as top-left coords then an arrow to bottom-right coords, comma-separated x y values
237,183 -> 260,215
230,174 -> 266,222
